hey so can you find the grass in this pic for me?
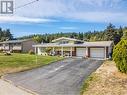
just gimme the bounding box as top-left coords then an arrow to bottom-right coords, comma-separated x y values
0,53 -> 63,76
80,73 -> 98,95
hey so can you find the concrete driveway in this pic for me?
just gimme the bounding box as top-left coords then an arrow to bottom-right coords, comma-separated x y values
4,58 -> 103,95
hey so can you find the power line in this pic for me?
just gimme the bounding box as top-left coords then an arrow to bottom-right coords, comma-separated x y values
14,0 -> 39,10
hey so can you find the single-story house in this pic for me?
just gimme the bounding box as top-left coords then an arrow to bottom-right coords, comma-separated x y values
0,39 -> 36,52
33,37 -> 114,60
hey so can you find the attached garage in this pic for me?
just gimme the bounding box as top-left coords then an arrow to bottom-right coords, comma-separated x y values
76,48 -> 86,57
90,48 -> 105,59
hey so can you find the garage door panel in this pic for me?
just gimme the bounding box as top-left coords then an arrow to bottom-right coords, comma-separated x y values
90,48 -> 105,58
76,48 -> 86,57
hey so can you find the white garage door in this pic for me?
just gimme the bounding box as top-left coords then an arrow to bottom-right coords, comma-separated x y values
76,48 -> 86,57
90,48 -> 105,58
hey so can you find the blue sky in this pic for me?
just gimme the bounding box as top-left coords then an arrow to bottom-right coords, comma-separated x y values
0,0 -> 127,37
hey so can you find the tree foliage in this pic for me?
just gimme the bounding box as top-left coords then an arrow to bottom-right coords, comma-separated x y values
0,23 -> 124,45
113,30 -> 127,73
113,39 -> 127,73
18,23 -> 124,44
33,35 -> 43,43
0,28 -> 13,41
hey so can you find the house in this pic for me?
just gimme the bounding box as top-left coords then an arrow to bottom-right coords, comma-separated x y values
0,39 -> 36,53
33,37 -> 114,60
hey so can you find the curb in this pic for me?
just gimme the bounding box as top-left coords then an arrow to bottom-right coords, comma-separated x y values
1,75 -> 38,95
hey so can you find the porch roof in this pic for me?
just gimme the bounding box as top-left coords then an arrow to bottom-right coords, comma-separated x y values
83,41 -> 113,47
33,41 -> 113,47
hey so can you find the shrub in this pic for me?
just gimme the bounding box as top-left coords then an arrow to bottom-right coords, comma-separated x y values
0,50 -> 3,53
113,39 -> 127,73
28,50 -> 34,55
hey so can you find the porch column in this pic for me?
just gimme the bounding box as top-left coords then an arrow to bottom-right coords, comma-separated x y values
34,47 -> 37,54
52,47 -> 55,55
70,47 -> 73,57
86,47 -> 88,57
105,46 -> 107,59
61,47 -> 63,57
38,47 -> 42,55
53,47 -> 55,52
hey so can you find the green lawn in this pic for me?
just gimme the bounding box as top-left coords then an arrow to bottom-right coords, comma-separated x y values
0,53 -> 63,76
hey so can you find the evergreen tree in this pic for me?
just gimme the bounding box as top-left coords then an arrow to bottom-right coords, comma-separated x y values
118,26 -> 123,38
0,28 -> 13,41
113,30 -> 127,73
105,23 -> 116,41
33,35 -> 43,43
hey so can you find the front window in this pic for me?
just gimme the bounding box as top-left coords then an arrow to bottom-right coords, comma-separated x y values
59,40 -> 69,44
13,43 -> 21,46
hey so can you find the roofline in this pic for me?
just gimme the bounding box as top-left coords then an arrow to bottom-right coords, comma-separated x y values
0,39 -> 33,44
52,37 -> 84,42
33,45 -> 112,47
33,41 -> 113,47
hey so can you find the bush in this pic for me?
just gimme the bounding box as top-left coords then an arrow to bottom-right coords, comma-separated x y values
113,39 -> 127,73
28,50 -> 34,55
12,50 -> 21,53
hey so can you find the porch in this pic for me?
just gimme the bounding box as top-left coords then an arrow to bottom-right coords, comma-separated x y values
34,46 -> 76,57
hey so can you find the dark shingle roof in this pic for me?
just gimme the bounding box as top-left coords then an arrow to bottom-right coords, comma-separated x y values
0,39 -> 31,44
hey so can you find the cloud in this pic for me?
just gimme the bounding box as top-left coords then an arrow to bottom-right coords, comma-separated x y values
0,16 -> 56,23
60,26 -> 77,30
14,0 -> 66,17
65,12 -> 127,23
77,0 -> 122,7
0,0 -> 126,23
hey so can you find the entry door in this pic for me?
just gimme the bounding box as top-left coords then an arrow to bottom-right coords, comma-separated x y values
90,48 -> 105,58
76,48 -> 86,57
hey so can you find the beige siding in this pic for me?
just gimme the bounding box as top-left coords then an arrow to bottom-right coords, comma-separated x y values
55,39 -> 75,44
68,40 -> 75,44
55,47 -> 75,51
0,46 -> 4,50
13,46 -> 22,50
22,40 -> 36,52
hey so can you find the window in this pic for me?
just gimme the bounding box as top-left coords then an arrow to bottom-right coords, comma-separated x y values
59,40 -> 69,44
13,43 -> 21,46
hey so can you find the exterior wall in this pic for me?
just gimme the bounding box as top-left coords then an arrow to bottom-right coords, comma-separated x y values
12,46 -> 22,50
106,47 -> 109,58
10,43 -> 22,51
0,43 -> 22,51
0,44 -> 4,50
3,44 -> 9,51
37,47 -> 43,55
22,40 -> 36,53
88,47 -> 90,57
72,47 -> 76,56
54,39 -> 75,44
69,40 -> 75,44
54,47 -> 75,51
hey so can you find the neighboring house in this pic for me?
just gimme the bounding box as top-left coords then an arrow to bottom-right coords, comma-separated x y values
33,37 -> 114,60
0,39 -> 36,53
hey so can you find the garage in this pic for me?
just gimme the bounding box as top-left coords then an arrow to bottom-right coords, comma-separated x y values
90,48 -> 105,59
76,48 -> 86,57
